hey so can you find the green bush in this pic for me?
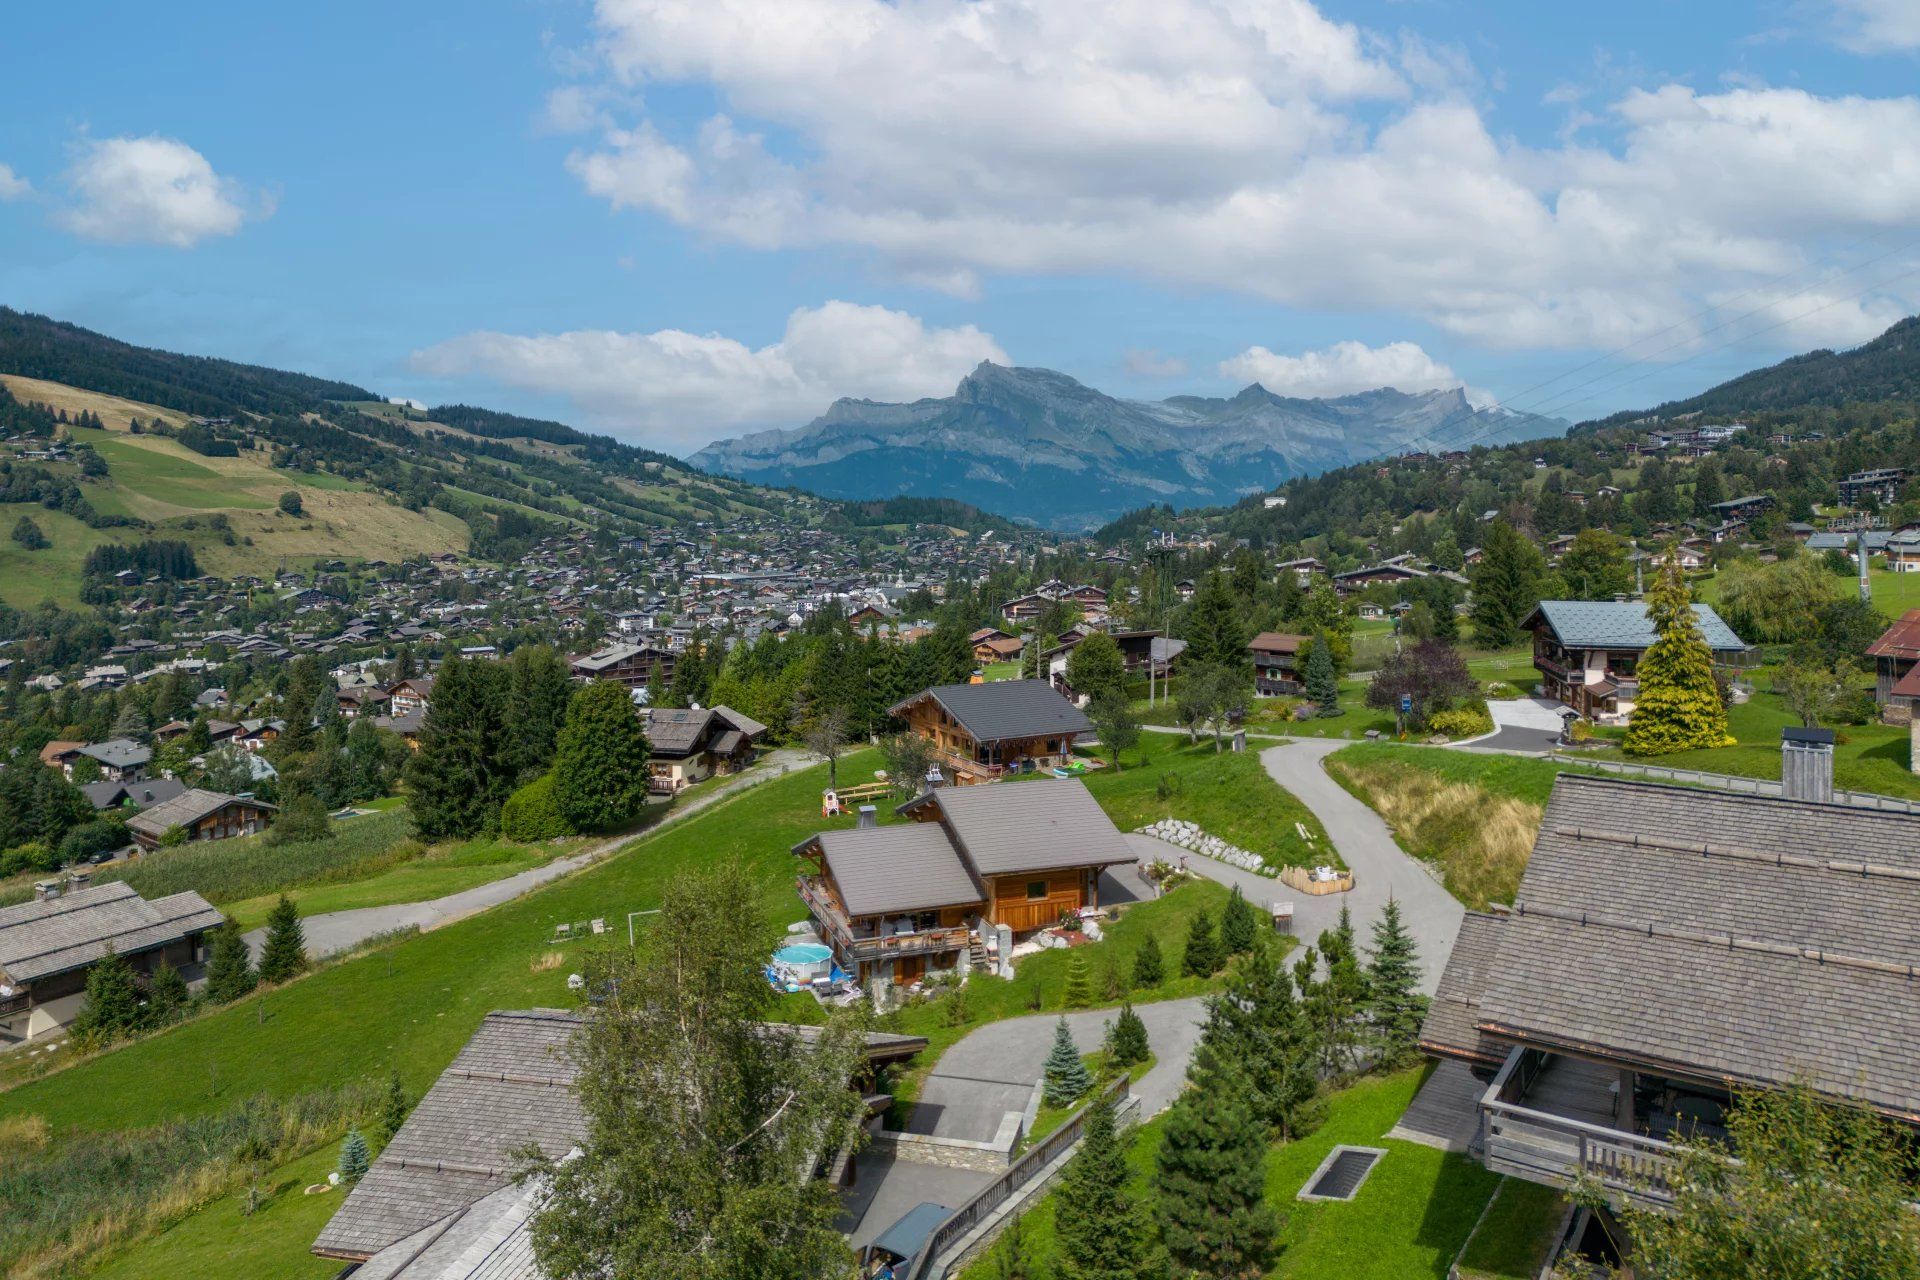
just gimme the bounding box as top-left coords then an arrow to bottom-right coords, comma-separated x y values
58,819 -> 130,865
500,773 -> 575,843
1427,706 -> 1494,739
0,842 -> 59,878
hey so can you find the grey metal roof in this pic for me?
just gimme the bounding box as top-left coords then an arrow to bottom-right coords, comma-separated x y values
1807,531 -> 1889,552
0,881 -> 222,984
77,738 -> 151,770
81,776 -> 187,812
807,824 -> 985,916
902,778 -> 1136,876
1417,911 -> 1506,1066
1523,600 -> 1749,652
1466,774 -> 1920,1120
315,1010 -> 929,1262
888,680 -> 1092,745
712,705 -> 768,738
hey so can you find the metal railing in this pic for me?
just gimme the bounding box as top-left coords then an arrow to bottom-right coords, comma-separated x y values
904,1074 -> 1132,1280
1548,753 -> 1920,814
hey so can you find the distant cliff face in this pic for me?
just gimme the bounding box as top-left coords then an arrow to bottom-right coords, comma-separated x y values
690,362 -> 1564,531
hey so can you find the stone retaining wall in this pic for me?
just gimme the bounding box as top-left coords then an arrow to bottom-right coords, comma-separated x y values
1135,817 -> 1275,876
868,1110 -> 1025,1173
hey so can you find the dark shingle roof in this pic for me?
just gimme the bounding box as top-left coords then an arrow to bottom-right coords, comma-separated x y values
1468,774 -> 1920,1120
1524,600 -> 1748,652
888,680 -> 1092,745
125,788 -> 274,839
803,825 -> 984,916
901,778 -> 1136,875
0,882 -> 222,984
1417,912 -> 1506,1066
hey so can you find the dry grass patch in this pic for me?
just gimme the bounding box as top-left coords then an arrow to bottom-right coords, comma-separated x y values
1328,759 -> 1542,911
0,375 -> 191,432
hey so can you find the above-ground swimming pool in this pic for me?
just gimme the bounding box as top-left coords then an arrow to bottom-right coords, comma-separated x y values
771,943 -> 834,983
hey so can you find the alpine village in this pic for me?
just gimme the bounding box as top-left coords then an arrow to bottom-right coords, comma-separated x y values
6,17 -> 1920,1276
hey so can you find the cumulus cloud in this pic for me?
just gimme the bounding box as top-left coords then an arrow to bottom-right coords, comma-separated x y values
412,300 -> 1007,450
1124,348 -> 1188,379
58,137 -> 260,247
0,165 -> 30,201
551,0 -> 1920,352
1828,0 -> 1920,51
1219,340 -> 1463,399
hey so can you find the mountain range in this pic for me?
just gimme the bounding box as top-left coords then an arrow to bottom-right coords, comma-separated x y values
691,362 -> 1566,531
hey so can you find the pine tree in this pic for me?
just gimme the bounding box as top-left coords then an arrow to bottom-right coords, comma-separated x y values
1131,933 -> 1165,989
148,956 -> 189,1023
1297,909 -> 1367,1081
1183,909 -> 1221,978
379,1073 -> 411,1142
257,895 -> 308,983
1625,554 -> 1729,756
70,947 -> 143,1043
1155,1057 -> 1280,1279
551,679 -> 653,832
1470,520 -> 1546,647
503,645 -> 574,781
338,1130 -> 372,1181
1053,1099 -> 1153,1280
111,701 -> 149,743
1043,1018 -> 1094,1107
1184,572 -> 1251,678
1365,897 -> 1426,1069
1219,885 -> 1257,956
1062,950 -> 1094,1008
405,657 -> 512,840
1104,1001 -> 1149,1069
205,919 -> 257,1003
1303,636 -> 1340,717
1198,934 -> 1319,1139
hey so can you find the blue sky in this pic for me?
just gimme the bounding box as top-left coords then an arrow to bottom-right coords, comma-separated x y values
2,0 -> 1917,454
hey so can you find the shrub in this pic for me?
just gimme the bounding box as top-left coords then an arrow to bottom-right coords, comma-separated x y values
500,772 -> 576,842
338,1130 -> 371,1181
1426,706 -> 1494,739
268,792 -> 331,845
0,843 -> 59,878
57,818 -> 130,865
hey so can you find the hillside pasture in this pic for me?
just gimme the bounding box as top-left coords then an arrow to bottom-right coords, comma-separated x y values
0,501 -> 125,607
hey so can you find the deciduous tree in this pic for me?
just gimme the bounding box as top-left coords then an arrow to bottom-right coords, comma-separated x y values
552,680 -> 653,832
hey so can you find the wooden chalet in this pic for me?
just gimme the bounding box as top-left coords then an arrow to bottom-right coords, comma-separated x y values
888,680 -> 1092,783
640,705 -> 767,793
386,677 -> 435,716
1521,600 -> 1749,723
569,641 -> 677,690
126,789 -> 276,851
968,626 -> 1025,665
1249,631 -> 1307,696
1422,774 -> 1920,1229
1868,609 -> 1920,724
0,879 -> 221,1043
792,778 -> 1137,985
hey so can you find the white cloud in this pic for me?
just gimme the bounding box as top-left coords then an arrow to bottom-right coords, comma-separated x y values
1828,0 -> 1920,51
1219,340 -> 1463,398
553,0 -> 1920,352
58,137 -> 259,247
412,300 -> 1007,449
0,165 -> 31,201
1124,348 -> 1188,379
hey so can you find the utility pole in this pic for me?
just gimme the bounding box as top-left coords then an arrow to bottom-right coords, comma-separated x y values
1859,529 -> 1873,604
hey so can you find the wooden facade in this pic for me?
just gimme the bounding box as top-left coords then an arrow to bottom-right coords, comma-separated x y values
987,870 -> 1093,933
900,700 -> 1076,783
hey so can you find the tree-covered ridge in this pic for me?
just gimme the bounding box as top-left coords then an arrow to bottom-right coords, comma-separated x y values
0,307 -> 377,417
1588,314 -> 1920,425
837,495 -> 1015,532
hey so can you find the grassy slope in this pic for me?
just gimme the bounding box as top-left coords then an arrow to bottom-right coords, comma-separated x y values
0,754 -> 879,1129
1455,1179 -> 1567,1280
0,502 -> 125,608
962,1066 -> 1499,1280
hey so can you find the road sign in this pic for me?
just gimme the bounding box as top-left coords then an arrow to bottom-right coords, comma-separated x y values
1399,694 -> 1413,714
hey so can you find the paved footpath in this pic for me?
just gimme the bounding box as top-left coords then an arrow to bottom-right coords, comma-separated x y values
246,747 -> 818,962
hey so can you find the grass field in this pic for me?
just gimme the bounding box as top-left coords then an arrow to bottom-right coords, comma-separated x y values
1695,562 -> 1920,618
962,1065 -> 1502,1280
0,501 -> 125,607
1455,1179 -> 1567,1279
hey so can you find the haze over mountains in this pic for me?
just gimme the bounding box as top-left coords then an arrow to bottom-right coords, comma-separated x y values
691,361 -> 1565,530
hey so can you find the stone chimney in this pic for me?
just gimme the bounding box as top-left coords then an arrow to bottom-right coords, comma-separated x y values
33,880 -> 60,902
1781,727 -> 1835,804
856,804 -> 878,830
66,869 -> 92,892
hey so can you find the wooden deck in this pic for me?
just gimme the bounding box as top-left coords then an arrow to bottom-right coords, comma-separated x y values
1387,1060 -> 1483,1153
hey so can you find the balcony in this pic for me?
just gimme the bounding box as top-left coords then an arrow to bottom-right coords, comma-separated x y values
1478,1047 -> 1681,1210
796,876 -> 972,962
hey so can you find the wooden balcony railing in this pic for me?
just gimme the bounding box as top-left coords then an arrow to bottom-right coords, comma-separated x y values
1478,1047 -> 1680,1210
796,877 -> 972,962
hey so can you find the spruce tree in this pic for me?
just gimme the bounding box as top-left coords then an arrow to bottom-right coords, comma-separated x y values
148,956 -> 189,1023
1219,885 -> 1257,956
1303,636 -> 1340,716
258,895 -> 308,983
1469,520 -> 1546,647
1365,896 -> 1426,1068
1053,1099 -> 1152,1280
338,1129 -> 372,1181
379,1072 -> 411,1142
405,657 -> 512,840
1199,934 -> 1319,1139
1184,572 -> 1251,678
70,947 -> 143,1043
1131,933 -> 1165,989
503,645 -> 575,781
551,680 -> 653,832
1155,1057 -> 1280,1278
1104,1001 -> 1149,1069
1182,909 -> 1221,978
1624,554 -> 1729,756
1297,909 -> 1367,1081
205,919 -> 257,1003
1062,950 -> 1094,1009
1043,1018 -> 1094,1106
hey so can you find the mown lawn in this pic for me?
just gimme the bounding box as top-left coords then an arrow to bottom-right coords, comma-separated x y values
962,1066 -> 1500,1280
0,752 -> 886,1125
1075,738 -> 1334,870
1455,1178 -> 1567,1279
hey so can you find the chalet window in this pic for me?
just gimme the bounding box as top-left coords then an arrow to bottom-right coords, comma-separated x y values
1026,880 -> 1048,900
